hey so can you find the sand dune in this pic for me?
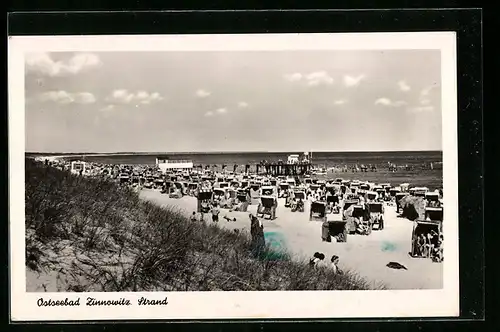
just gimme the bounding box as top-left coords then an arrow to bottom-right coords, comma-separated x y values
140,189 -> 443,290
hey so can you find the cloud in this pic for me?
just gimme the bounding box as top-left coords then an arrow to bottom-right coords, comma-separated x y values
196,89 -> 211,98
334,99 -> 347,105
305,71 -> 334,86
106,89 -> 164,104
75,92 -> 96,104
26,52 -> 101,77
398,80 -> 411,91
374,98 -> 407,107
418,84 -> 439,105
285,71 -> 333,86
343,74 -> 365,87
420,85 -> 438,97
284,73 -> 302,82
38,90 -> 96,104
237,101 -> 249,108
100,105 -> 115,112
408,106 -> 435,113
204,107 -> 227,117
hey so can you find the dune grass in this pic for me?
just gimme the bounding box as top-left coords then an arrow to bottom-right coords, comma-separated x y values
25,159 -> 381,292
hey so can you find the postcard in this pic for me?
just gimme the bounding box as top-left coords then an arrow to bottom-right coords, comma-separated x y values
9,32 -> 459,321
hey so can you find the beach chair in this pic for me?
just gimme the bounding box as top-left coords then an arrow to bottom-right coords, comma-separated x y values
279,183 -> 289,198
160,181 -> 171,194
365,191 -> 378,202
425,192 -> 441,208
395,192 -> 409,214
424,207 -> 444,222
309,201 -> 327,222
360,183 -> 370,191
197,189 -> 213,213
325,195 -> 340,214
188,182 -> 199,196
327,220 -> 348,243
352,205 -> 372,235
367,202 -> 385,230
257,196 -> 278,220
410,219 -> 442,259
376,188 -> 387,201
231,190 -> 249,212
212,188 -> 226,204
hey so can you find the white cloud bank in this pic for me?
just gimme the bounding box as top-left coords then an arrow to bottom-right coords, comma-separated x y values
26,52 -> 102,77
237,101 -> 249,108
334,99 -> 347,105
106,89 -> 163,104
38,91 -> 96,104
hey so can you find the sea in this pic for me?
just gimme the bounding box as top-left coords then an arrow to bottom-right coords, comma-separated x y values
30,151 -> 443,189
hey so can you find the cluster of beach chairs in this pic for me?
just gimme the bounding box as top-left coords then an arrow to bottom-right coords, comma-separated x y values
36,157 -> 445,262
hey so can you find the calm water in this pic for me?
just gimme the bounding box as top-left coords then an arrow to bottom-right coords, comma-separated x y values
55,151 -> 441,167
29,151 -> 443,189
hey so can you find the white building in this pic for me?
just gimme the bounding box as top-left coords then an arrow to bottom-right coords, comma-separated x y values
71,161 -> 87,175
156,157 -> 194,173
287,154 -> 300,164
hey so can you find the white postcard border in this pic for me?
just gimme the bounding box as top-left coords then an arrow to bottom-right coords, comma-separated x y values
9,32 -> 459,321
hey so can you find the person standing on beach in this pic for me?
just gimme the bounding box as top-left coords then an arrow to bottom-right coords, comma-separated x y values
211,203 -> 220,222
200,201 -> 209,222
249,213 -> 265,258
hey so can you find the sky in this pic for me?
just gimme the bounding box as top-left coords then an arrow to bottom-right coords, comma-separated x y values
25,50 -> 442,153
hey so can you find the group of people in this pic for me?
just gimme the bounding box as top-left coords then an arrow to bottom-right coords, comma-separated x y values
415,230 -> 444,262
309,252 -> 342,274
192,202 -> 222,222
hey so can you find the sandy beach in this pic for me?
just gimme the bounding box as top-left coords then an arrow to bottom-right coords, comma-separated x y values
140,189 -> 443,290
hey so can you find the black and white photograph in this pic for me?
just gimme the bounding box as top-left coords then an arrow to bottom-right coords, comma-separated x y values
9,33 -> 459,320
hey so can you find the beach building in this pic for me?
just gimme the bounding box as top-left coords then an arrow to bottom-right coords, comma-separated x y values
70,161 -> 87,175
156,157 -> 194,173
287,154 -> 300,164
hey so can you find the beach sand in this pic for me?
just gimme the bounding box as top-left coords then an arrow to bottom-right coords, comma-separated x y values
140,189 -> 443,290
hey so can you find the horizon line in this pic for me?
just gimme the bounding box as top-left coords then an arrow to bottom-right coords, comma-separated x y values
26,149 -> 443,155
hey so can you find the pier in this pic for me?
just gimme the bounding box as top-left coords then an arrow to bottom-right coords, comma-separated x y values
193,162 -> 312,176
